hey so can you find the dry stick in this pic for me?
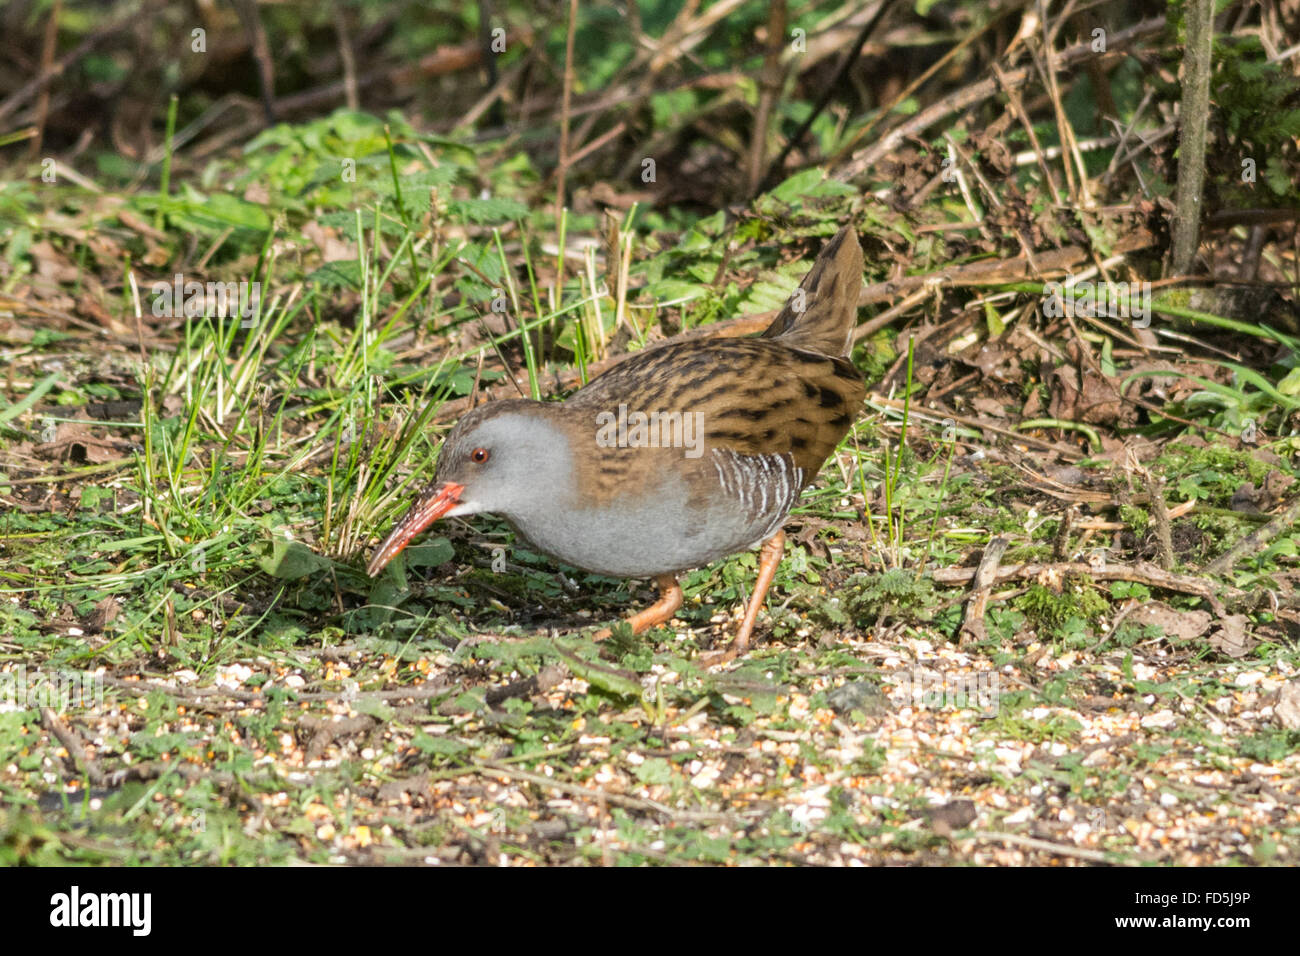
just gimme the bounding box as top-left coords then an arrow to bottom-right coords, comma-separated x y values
41,707 -> 107,788
272,40 -> 490,117
333,0 -> 360,111
1052,504 -> 1077,560
567,0 -> 679,152
1205,494 -> 1300,577
1032,0 -> 1085,204
0,1 -> 159,124
562,121 -> 627,169
28,0 -> 62,161
1144,473 -> 1174,570
992,62 -> 1063,208
573,0 -> 726,156
476,762 -> 744,824
1170,0 -> 1214,274
456,48 -> 537,131
959,536 -> 1010,644
828,7 -> 1009,170
856,225 -> 1159,305
299,714 -> 375,762
482,664 -> 568,708
110,761 -> 243,789
1206,208 -> 1300,229
100,673 -> 453,706
928,560 -> 1267,616
759,0 -> 898,193
555,0 -> 579,230
841,17 -> 1166,180
478,0 -> 501,122
974,830 -> 1115,864
871,395 -> 1083,460
747,0 -> 788,196
232,0 -> 277,122
851,287 -> 932,344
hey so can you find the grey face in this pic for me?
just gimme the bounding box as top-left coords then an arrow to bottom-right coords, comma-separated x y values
432,405 -> 573,520
367,401 -> 573,576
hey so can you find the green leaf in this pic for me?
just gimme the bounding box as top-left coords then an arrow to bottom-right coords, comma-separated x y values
0,373 -> 59,425
634,757 -> 673,785
769,167 -> 825,203
353,698 -> 396,721
643,278 -> 707,304
180,186 -> 273,230
307,260 -> 362,290
551,640 -> 641,698
1277,366 -> 1300,397
411,732 -> 468,756
447,197 -> 528,223
404,537 -> 454,569
79,486 -> 113,511
257,538 -> 331,579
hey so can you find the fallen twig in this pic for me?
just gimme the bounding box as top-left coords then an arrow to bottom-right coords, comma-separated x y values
929,560 -> 1270,616
41,707 -> 107,787
1205,494 -> 1300,577
959,536 -> 1009,644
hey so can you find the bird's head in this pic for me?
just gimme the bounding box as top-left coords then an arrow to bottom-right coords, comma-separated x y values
365,400 -> 568,576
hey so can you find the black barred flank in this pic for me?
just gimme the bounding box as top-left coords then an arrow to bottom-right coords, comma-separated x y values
716,406 -> 772,421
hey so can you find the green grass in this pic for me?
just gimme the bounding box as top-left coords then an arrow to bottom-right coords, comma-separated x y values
3,104 -> 1300,866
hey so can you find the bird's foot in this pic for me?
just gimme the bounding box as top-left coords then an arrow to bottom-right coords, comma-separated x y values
698,530 -> 787,665
591,574 -> 682,642
697,645 -> 741,667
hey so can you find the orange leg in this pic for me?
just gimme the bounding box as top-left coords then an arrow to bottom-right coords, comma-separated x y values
593,574 -> 682,641
702,529 -> 786,666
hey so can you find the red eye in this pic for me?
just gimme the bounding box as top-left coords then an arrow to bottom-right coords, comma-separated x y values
470,447 -> 490,464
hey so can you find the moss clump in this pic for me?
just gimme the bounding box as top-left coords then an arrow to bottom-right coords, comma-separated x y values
1016,578 -> 1108,637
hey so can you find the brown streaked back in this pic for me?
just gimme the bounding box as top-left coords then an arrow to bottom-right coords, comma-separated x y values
566,337 -> 864,485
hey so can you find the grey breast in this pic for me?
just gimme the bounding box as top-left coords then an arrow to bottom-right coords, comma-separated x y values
509,447 -> 803,577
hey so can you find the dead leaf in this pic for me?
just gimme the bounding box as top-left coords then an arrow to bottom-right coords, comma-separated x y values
1208,614 -> 1255,658
29,240 -> 79,283
85,597 -> 121,634
926,799 -> 977,837
35,421 -> 133,464
1126,602 -> 1213,642
970,396 -> 1006,418
1275,680 -> 1300,730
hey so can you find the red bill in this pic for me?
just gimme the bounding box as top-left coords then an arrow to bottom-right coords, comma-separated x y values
366,481 -> 465,576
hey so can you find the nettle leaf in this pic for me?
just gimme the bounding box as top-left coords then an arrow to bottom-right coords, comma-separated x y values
1265,156 -> 1292,197
456,241 -> 506,284
447,196 -> 528,223
306,259 -> 362,290
551,641 -> 641,698
179,186 -> 273,231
